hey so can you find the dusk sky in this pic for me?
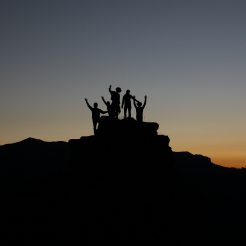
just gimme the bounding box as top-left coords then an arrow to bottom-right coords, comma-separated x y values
1,0 -> 246,167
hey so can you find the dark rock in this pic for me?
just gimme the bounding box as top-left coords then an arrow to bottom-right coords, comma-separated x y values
96,116 -> 159,137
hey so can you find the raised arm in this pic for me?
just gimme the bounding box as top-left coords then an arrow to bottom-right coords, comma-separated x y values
142,95 -> 147,108
109,84 -> 112,93
101,96 -> 107,106
85,98 -> 93,110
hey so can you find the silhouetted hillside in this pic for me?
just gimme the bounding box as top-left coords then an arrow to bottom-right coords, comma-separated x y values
0,137 -> 69,176
1,118 -> 246,245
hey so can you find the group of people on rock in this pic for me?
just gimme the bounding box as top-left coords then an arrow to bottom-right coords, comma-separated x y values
85,85 -> 147,134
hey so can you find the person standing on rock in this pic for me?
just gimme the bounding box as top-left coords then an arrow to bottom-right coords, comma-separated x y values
84,98 -> 107,135
109,85 -> 121,119
101,96 -> 114,119
134,95 -> 147,122
121,89 -> 136,119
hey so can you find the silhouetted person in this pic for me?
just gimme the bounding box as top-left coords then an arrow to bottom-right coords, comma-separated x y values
109,85 -> 121,119
121,89 -> 136,118
84,98 -> 107,134
134,95 -> 147,122
101,96 -> 114,119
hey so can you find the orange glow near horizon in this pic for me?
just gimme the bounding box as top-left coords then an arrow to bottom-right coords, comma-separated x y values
1,123 -> 246,169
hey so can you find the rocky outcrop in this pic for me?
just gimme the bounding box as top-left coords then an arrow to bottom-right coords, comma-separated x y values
68,117 -> 173,174
67,118 -> 174,244
96,116 -> 159,136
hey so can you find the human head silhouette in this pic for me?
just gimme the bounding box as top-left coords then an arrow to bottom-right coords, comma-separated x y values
137,102 -> 142,107
94,103 -> 98,108
126,89 -> 130,94
116,87 -> 121,93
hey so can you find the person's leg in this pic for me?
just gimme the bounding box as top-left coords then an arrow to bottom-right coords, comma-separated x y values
93,120 -> 97,134
124,106 -> 127,118
128,106 -> 131,118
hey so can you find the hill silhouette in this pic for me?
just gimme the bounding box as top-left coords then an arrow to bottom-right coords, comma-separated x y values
1,118 -> 246,245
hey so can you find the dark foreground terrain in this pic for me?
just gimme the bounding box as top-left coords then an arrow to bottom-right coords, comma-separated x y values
1,118 -> 246,245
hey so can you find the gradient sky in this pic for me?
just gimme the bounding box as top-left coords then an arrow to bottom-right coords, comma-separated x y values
1,0 -> 246,167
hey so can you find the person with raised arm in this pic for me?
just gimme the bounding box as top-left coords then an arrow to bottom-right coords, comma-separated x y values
109,85 -> 122,119
101,96 -> 114,119
84,98 -> 107,135
133,95 -> 147,123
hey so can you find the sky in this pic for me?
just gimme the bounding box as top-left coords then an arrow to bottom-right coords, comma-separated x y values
1,0 -> 246,167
